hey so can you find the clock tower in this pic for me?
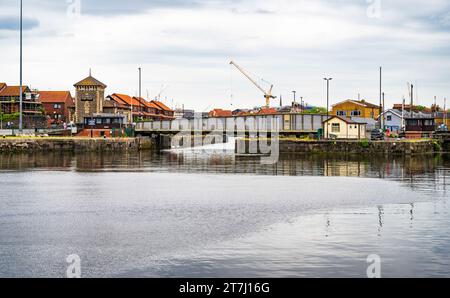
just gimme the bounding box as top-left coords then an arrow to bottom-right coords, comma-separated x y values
73,71 -> 107,124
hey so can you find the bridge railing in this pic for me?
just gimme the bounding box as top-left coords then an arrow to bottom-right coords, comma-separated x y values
136,114 -> 328,133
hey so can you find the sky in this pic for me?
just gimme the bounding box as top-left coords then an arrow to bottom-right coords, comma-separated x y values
0,0 -> 449,111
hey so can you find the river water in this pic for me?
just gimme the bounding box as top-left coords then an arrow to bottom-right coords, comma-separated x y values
0,146 -> 449,277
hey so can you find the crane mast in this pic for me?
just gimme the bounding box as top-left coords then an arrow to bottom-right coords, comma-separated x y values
230,61 -> 276,108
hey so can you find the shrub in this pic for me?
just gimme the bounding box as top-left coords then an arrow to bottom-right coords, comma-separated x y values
360,139 -> 370,148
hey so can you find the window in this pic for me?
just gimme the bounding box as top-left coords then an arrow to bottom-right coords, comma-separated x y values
53,104 -> 61,109
337,110 -> 346,116
331,123 -> 340,133
351,110 -> 361,116
387,115 -> 392,122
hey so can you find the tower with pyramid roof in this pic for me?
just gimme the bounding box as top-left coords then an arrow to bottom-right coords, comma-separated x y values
73,71 -> 107,124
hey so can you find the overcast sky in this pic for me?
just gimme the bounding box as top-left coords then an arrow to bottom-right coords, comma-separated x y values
1,0 -> 449,110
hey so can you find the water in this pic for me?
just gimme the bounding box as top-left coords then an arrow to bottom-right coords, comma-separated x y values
0,148 -> 449,278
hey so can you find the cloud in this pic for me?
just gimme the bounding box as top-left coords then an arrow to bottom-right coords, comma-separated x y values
0,16 -> 40,31
1,0 -> 450,110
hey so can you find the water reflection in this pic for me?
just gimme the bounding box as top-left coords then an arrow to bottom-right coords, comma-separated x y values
1,152 -> 449,195
1,151 -> 450,277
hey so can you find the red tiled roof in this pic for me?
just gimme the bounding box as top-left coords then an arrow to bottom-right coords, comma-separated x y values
107,94 -> 128,106
134,97 -> 162,110
257,108 -> 278,115
0,85 -> 29,97
109,93 -> 140,106
39,91 -> 73,104
0,83 -> 6,91
209,109 -> 233,118
152,100 -> 173,112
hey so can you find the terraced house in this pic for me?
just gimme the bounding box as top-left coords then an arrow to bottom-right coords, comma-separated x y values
106,93 -> 175,122
0,82 -> 44,128
39,91 -> 75,125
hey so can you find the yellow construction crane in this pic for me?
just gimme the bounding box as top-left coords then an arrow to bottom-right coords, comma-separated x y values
230,60 -> 276,108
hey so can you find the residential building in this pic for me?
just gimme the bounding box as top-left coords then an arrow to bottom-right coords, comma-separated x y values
0,84 -> 42,115
103,95 -> 129,122
0,83 -> 44,128
106,94 -> 174,121
152,100 -> 175,120
404,115 -> 435,139
378,109 -> 405,133
39,91 -> 74,125
323,116 -> 367,140
332,99 -> 380,120
136,97 -> 163,120
435,112 -> 450,128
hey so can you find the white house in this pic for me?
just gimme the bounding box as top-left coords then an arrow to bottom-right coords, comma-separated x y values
323,116 -> 367,140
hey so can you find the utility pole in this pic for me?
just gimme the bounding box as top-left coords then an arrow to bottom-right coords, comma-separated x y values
410,84 -> 414,118
382,92 -> 385,130
138,67 -> 142,121
323,78 -> 332,118
445,97 -> 447,128
19,0 -> 23,133
300,96 -> 304,113
401,96 -> 405,131
434,96 -> 437,117
379,67 -> 382,129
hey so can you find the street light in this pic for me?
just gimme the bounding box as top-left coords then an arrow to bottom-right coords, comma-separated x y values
323,78 -> 333,117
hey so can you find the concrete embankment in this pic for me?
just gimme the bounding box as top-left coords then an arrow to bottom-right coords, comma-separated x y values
237,139 -> 442,155
0,137 -> 155,153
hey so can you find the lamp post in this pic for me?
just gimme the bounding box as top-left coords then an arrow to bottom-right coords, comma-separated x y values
19,0 -> 23,133
323,78 -> 333,117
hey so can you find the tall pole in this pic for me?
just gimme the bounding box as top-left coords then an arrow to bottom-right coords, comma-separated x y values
434,96 -> 437,117
379,67 -> 382,129
382,92 -> 385,129
445,97 -> 447,128
324,78 -> 332,117
402,96 -> 405,131
19,0 -> 23,133
410,84 -> 414,118
138,67 -> 142,121
300,96 -> 304,113
292,91 -> 296,104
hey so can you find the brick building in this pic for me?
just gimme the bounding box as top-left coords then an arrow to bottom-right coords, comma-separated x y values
39,91 -> 74,125
73,73 -> 107,124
